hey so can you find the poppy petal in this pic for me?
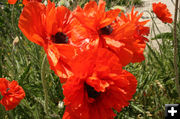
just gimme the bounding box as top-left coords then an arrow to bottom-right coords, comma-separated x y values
46,44 -> 79,82
84,1 -> 98,16
99,9 -> 121,28
0,78 -> 9,96
18,2 -> 46,46
8,0 -> 17,4
73,7 -> 96,31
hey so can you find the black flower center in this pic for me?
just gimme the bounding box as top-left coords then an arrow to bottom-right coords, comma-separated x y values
99,25 -> 113,35
52,32 -> 68,44
85,83 -> 100,99
6,88 -> 10,92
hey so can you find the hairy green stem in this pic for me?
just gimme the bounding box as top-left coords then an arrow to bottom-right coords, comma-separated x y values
150,12 -> 167,51
173,0 -> 180,100
41,54 -> 49,114
145,11 -> 162,34
145,11 -> 164,55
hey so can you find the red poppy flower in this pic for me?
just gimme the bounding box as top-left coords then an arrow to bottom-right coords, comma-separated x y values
152,2 -> 173,23
72,0 -> 120,48
62,48 -> 137,119
111,7 -> 150,64
0,78 -> 25,111
18,1 -> 82,82
8,0 -> 42,5
72,0 -> 149,66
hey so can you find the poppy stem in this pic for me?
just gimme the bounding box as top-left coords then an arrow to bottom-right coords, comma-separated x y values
41,54 -> 49,114
0,100 -> 13,119
145,10 -> 164,56
0,96 -> 5,117
173,0 -> 180,100
7,111 -> 14,119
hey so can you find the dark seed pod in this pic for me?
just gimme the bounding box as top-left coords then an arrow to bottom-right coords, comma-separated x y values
85,83 -> 101,99
52,32 -> 68,44
99,25 -> 113,35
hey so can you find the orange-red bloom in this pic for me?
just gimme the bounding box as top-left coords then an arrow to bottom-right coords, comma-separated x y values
72,0 -> 120,48
112,7 -> 150,64
18,1 -> 82,82
0,78 -> 25,111
72,0 -> 149,66
8,0 -> 42,5
152,2 -> 173,23
63,48 -> 137,119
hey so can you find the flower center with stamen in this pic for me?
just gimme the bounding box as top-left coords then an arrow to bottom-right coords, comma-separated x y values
52,32 -> 68,44
85,83 -> 100,99
6,88 -> 10,92
99,25 -> 113,35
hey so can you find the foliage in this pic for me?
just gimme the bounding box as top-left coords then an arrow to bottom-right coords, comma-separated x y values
58,0 -> 143,10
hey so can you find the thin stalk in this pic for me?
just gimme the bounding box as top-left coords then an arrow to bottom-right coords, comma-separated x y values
41,54 -> 49,114
7,111 -> 14,119
0,41 -> 2,78
173,0 -> 180,99
151,18 -> 163,55
0,95 -> 5,119
145,11 -> 164,53
11,4 -> 16,35
151,13 -> 166,51
147,11 -> 162,34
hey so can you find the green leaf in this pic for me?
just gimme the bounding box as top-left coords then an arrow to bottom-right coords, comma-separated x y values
111,6 -> 125,12
152,32 -> 173,40
131,103 -> 145,114
18,63 -> 31,85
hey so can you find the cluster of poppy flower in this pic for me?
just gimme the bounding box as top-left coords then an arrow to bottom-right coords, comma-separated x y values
0,0 -> 173,118
17,0 -> 149,118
